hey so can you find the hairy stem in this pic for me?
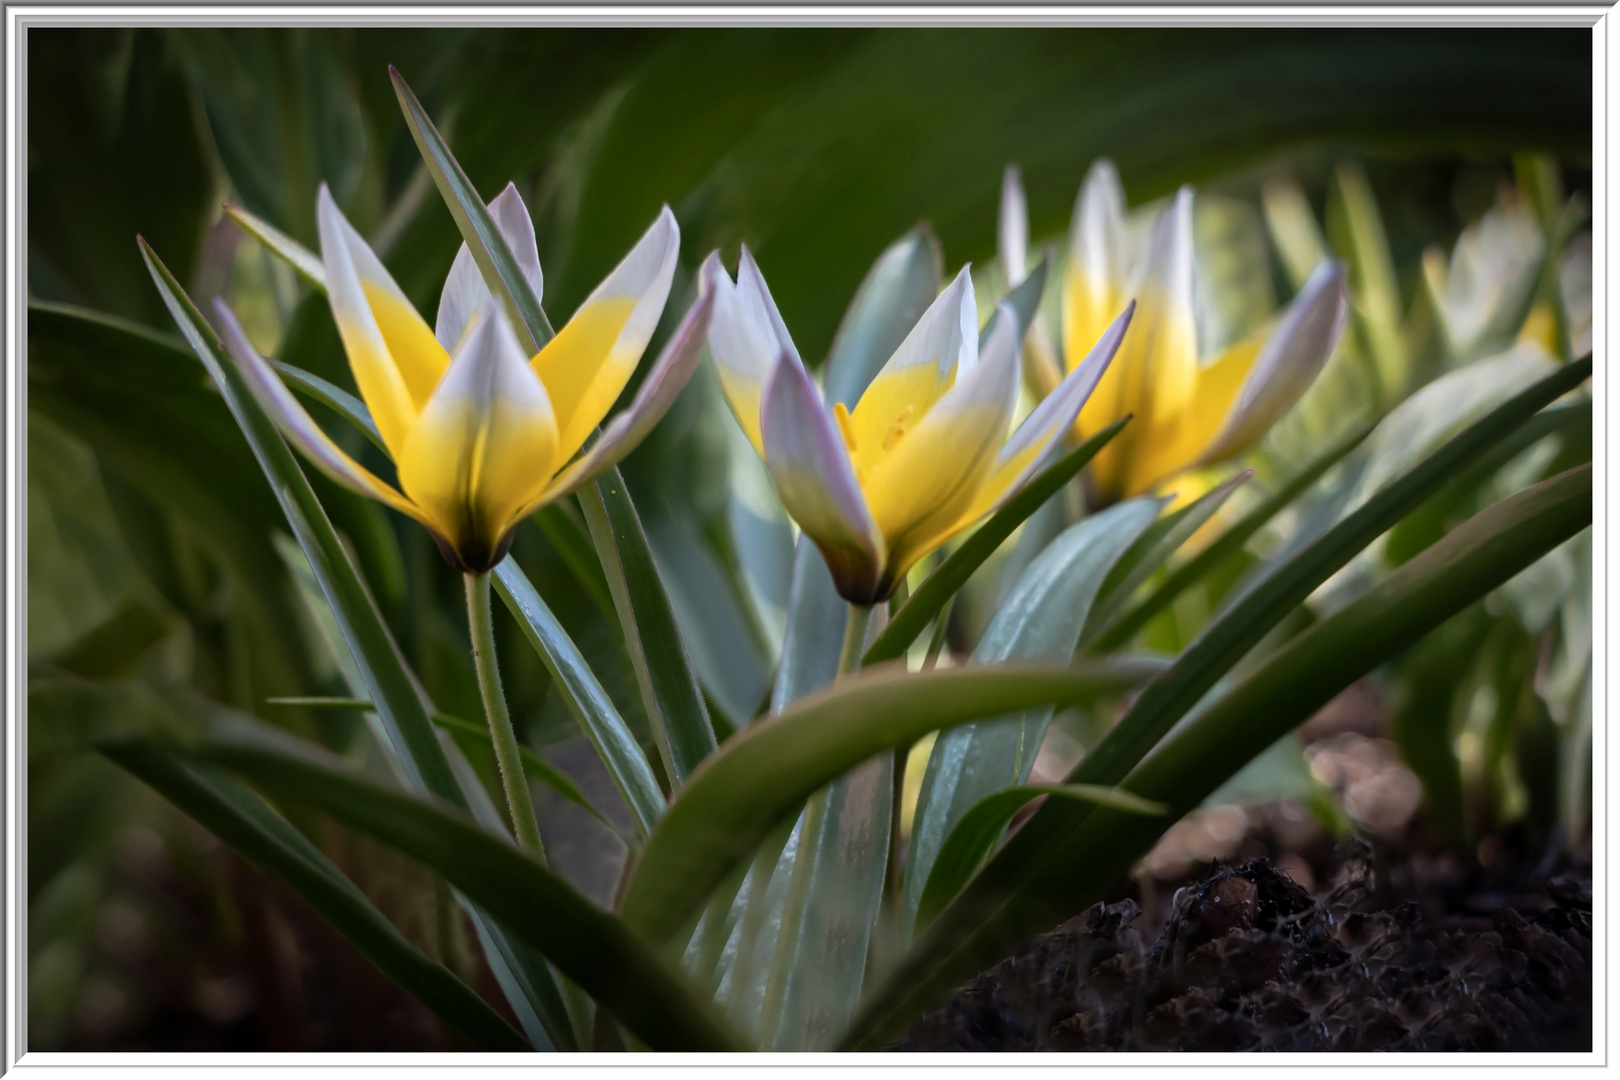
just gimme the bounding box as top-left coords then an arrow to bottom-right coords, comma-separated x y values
465,571 -> 545,858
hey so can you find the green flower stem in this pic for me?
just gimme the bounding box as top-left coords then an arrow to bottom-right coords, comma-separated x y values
838,603 -> 875,680
465,571 -> 545,859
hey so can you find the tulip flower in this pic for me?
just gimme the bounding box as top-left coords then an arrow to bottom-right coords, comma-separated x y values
1055,160 -> 1349,503
706,249 -> 1132,608
214,183 -> 711,574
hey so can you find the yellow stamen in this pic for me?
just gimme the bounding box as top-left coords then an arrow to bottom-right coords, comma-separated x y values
834,401 -> 859,453
881,404 -> 914,453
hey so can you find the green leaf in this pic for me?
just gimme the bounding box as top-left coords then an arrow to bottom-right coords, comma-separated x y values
578,475 -> 719,788
267,359 -> 387,453
428,709 -> 629,841
176,718 -> 743,1051
755,754 -> 892,1050
1081,469 -> 1250,645
139,239 -> 574,1051
531,502 -> 617,621
902,497 -> 1163,938
846,359 -> 1591,1047
1070,355 -> 1588,798
103,744 -> 529,1050
1089,421 -> 1375,651
864,419 -> 1128,667
980,253 -> 1049,346
181,192 -> 701,808
619,658 -> 1165,946
846,462 -> 1590,1050
390,65 -> 554,351
823,228 -> 944,408
225,202 -> 329,290
914,783 -> 1163,934
491,560 -> 666,838
1328,161 -> 1406,405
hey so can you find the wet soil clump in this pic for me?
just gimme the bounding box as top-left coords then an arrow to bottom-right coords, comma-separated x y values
899,855 -> 1591,1052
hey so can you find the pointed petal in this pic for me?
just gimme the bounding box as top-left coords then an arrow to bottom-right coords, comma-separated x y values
1063,158 -> 1129,373
862,302 -> 1021,582
533,286 -> 715,506
397,305 -> 560,572
846,265 -> 975,476
317,185 -> 450,453
210,299 -> 428,526
435,182 -> 544,353
760,351 -> 886,604
1194,258 -> 1349,466
706,247 -> 795,455
999,165 -> 1029,287
961,301 -> 1135,525
1079,185 -> 1198,499
531,206 -> 679,463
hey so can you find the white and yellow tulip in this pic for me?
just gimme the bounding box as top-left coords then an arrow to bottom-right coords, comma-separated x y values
1043,160 -> 1349,502
213,183 -> 711,572
706,249 -> 1132,606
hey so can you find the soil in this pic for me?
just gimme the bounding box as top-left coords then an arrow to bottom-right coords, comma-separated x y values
898,841 -> 1592,1053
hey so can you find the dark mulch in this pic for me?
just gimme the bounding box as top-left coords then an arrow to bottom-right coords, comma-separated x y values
898,853 -> 1592,1052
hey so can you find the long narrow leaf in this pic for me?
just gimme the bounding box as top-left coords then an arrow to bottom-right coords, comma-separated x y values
864,419 -> 1129,667
176,720 -> 743,1051
267,359 -> 387,453
104,744 -> 529,1051
492,560 -> 666,838
902,498 -> 1163,938
429,709 -> 628,840
1080,469 -> 1251,644
579,474 -> 719,787
914,783 -> 1164,934
140,238 -> 574,1050
847,463 -> 1590,1048
851,362 -> 1591,1045
390,68 -> 718,790
1090,421 -> 1375,650
390,66 -> 554,350
224,201 -> 329,290
618,658 -> 1165,945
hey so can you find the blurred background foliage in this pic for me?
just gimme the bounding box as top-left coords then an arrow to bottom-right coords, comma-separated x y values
27,26 -> 1590,1049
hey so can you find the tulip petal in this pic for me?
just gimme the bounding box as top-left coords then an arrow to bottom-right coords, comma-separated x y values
532,285 -> 715,507
862,302 -> 1022,583
847,265 -> 976,477
317,185 -> 449,456
999,165 -> 1029,288
435,182 -> 545,353
398,305 -> 560,572
760,351 -> 886,604
210,299 -> 428,526
707,246 -> 797,455
1063,159 -> 1129,376
959,301 -> 1135,526
532,206 -> 680,464
1194,258 -> 1349,466
1079,186 -> 1199,498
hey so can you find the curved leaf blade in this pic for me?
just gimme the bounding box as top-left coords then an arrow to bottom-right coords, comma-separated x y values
902,497 -> 1163,938
865,418 -> 1129,667
1090,420 -> 1375,650
914,782 -> 1164,935
225,201 -> 329,290
140,238 -> 573,1050
846,463 -> 1591,1048
390,65 -> 554,350
105,744 -> 529,1051
578,474 -> 719,789
619,657 -> 1165,945
179,721 -> 743,1052
492,560 -> 666,838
